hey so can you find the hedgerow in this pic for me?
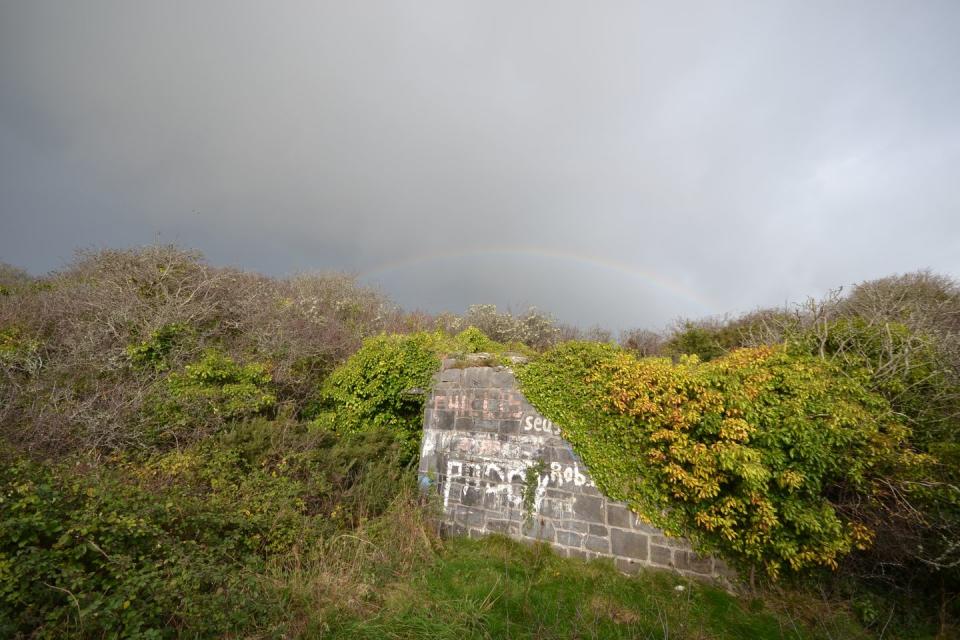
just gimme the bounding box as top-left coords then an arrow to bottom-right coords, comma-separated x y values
518,342 -> 916,578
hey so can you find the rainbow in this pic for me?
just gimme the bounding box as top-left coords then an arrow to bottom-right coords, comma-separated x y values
358,245 -> 717,312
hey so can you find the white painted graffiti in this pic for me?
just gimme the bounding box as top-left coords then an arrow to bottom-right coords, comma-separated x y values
442,458 -> 594,512
522,414 -> 562,436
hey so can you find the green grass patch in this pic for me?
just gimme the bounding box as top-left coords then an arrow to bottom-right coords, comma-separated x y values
325,535 -> 866,639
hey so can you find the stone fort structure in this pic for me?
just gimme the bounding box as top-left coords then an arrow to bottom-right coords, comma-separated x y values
417,358 -> 729,581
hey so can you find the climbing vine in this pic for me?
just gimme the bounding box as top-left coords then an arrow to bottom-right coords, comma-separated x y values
517,342 -> 917,578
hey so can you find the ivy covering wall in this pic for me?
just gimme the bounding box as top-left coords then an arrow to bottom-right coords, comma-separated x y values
517,342 -> 918,578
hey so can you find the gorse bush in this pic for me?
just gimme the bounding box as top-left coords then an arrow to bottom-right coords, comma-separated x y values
518,342 -> 914,578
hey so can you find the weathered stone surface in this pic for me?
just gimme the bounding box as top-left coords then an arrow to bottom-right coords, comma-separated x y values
611,529 -> 648,561
573,495 -> 605,523
606,504 -> 633,528
522,518 -> 556,542
498,420 -> 521,435
419,362 -> 728,583
651,534 -> 690,550
584,535 -> 610,553
650,544 -> 673,567
434,410 -> 455,430
486,519 -> 519,535
439,368 -> 462,383
556,530 -> 582,547
616,558 -> 643,575
563,520 -> 591,534
674,550 -> 714,575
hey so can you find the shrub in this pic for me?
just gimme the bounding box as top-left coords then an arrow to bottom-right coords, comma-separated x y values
144,350 -> 276,446
0,246 -> 402,457
452,326 -> 500,353
518,342 -> 913,578
317,333 -> 442,453
126,323 -> 192,371
0,421 -> 416,638
441,304 -> 562,351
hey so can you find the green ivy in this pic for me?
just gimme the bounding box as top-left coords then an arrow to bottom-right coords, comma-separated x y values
316,332 -> 443,453
517,342 -> 915,578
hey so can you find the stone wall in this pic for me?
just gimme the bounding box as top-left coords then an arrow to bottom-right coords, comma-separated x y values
417,360 -> 728,581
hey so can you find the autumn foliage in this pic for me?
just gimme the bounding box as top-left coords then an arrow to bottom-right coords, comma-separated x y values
519,342 -> 916,578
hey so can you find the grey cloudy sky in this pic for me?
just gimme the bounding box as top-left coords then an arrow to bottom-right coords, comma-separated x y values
1,1 -> 958,330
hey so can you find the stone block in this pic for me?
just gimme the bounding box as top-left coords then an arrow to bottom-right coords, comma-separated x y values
631,519 -> 660,535
441,522 -> 467,538
615,558 -> 643,576
566,548 -> 588,560
446,482 -> 465,505
481,490 -> 503,510
573,495 -> 605,523
434,411 -> 455,431
606,504 -> 631,528
523,517 -> 556,542
589,524 -> 608,537
418,453 -> 437,476
611,529 -> 648,561
556,530 -> 582,547
563,520 -> 590,534
578,484 -> 603,497
498,419 -> 521,435
471,419 -> 501,433
713,559 -> 737,581
585,535 -> 610,553
462,368 -> 492,387
486,519 -> 519,535
456,506 -> 487,528
439,368 -> 462,383
539,499 -> 568,520
651,534 -> 689,550
453,416 -> 475,432
650,545 -> 673,567
491,369 -> 517,388
674,550 -> 713,575
460,486 -> 483,507
548,446 -> 578,464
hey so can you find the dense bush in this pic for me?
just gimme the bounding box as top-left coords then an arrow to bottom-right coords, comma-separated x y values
0,421 -> 417,638
141,349 -> 277,447
438,304 -> 563,351
0,246 -> 401,456
315,332 -> 443,453
518,342 -> 914,578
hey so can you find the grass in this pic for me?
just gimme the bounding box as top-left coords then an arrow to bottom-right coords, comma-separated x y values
320,535 -> 867,639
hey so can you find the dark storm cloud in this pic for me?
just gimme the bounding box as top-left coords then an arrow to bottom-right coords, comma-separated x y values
1,1 -> 958,330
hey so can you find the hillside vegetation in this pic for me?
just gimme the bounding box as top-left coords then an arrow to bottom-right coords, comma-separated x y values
0,246 -> 956,638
